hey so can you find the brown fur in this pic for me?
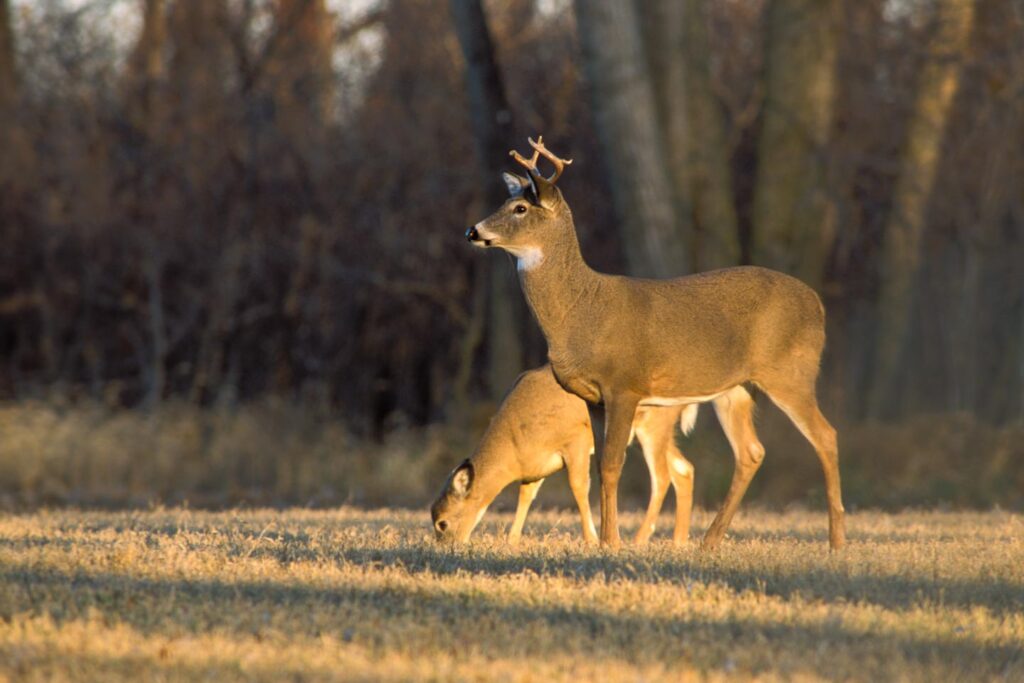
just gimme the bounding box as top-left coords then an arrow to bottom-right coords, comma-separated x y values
467,145 -> 845,550
430,365 -> 701,545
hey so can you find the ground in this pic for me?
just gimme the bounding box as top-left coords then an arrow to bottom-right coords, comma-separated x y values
0,507 -> 1021,682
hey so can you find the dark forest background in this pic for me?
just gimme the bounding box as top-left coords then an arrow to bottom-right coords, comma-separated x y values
0,0 -> 1021,512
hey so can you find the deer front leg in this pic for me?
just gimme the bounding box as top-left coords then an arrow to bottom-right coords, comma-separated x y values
666,444 -> 695,545
508,479 -> 544,544
589,394 -> 640,549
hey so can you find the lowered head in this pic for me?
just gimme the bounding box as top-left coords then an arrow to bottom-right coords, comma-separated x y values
430,459 -> 486,544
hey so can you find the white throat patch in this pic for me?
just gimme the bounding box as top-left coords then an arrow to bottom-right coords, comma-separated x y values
513,247 -> 544,272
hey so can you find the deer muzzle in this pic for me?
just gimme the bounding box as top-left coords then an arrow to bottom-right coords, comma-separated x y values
465,225 -> 492,246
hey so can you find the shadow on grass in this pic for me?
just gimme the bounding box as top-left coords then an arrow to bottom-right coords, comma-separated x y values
0,650 -> 403,683
6,525 -> 1023,616
1,564 -> 1021,682
187,519 -> 1024,617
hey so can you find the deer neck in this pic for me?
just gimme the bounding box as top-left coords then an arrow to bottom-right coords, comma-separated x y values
517,226 -> 600,352
467,441 -> 520,509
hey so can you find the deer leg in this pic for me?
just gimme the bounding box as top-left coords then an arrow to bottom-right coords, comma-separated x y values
702,386 -> 764,550
633,412 -> 673,545
590,394 -> 640,549
666,443 -> 695,545
564,444 -> 599,545
507,479 -> 544,544
763,383 -> 846,550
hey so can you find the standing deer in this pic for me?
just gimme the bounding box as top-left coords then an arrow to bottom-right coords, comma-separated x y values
464,137 -> 845,550
431,364 -> 703,545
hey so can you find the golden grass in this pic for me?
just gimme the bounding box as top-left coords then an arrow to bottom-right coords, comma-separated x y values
1,400 -> 1022,512
0,507 -> 1021,682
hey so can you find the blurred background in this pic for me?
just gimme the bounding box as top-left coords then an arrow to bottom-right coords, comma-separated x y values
0,0 -> 1020,513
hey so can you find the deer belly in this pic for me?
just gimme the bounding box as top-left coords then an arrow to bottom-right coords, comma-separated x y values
639,392 -> 725,407
521,451 -> 566,483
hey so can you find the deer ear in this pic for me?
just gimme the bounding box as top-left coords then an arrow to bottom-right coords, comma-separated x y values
528,172 -> 559,208
450,460 -> 474,498
502,172 -> 530,198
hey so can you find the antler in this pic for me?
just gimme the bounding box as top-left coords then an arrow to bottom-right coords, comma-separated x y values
509,136 -> 573,183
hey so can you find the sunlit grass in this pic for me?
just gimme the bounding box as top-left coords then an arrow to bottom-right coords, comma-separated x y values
0,507 -> 1021,681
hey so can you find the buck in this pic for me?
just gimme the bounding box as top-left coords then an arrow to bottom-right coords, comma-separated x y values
464,137 -> 845,550
431,364 -> 703,545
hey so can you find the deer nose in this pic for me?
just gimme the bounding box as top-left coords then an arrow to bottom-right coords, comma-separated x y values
466,226 -> 479,242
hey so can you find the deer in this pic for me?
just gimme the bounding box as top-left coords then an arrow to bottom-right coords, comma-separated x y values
431,364 -> 702,546
464,136 -> 845,551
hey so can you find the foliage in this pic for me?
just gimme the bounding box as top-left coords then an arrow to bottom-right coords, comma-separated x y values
0,0 -> 1020,432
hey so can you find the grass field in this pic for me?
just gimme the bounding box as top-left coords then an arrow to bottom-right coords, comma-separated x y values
1,507 -> 1022,682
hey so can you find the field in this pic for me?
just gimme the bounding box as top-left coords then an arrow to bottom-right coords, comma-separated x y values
0,507 -> 1022,682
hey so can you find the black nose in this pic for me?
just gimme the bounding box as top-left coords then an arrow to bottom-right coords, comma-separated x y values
466,226 -> 479,242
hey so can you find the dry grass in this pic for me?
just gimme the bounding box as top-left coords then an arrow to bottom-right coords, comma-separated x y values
0,507 -> 1022,682
1,400 -> 1022,512
0,399 -> 470,509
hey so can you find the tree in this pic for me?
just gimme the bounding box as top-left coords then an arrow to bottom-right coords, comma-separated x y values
575,0 -> 688,277
868,0 -> 976,417
634,0 -> 695,268
270,0 -> 335,127
0,0 -> 16,109
682,0 -> 741,270
634,0 -> 741,271
449,0 -> 527,401
127,0 -> 166,99
751,0 -> 839,289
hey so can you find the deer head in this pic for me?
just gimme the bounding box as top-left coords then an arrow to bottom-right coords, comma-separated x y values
465,136 -> 574,270
430,459 -> 482,544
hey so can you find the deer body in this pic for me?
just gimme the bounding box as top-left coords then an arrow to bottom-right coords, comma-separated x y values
431,365 -> 700,545
466,137 -> 845,550
526,263 -> 820,403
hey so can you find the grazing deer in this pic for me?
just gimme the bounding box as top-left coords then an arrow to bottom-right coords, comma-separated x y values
431,364 -> 702,545
464,137 -> 845,550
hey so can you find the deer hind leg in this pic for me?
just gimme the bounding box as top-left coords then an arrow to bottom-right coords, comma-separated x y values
666,441 -> 695,544
760,379 -> 846,550
564,443 -> 599,545
668,404 -> 698,544
589,394 -> 640,549
633,409 -> 674,545
507,479 -> 544,545
702,386 -> 764,551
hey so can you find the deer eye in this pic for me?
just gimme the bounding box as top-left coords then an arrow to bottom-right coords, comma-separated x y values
513,205 -> 527,215
436,520 -> 448,532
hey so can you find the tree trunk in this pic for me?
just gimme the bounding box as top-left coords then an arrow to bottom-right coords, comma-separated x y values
0,0 -> 16,108
683,0 -> 741,270
868,0 -> 976,418
575,0 -> 688,277
144,250 -> 167,407
126,0 -> 166,127
0,0 -> 22,184
751,0 -> 839,288
449,0 -> 526,400
134,0 -> 166,81
271,0 -> 335,125
634,0 -> 695,270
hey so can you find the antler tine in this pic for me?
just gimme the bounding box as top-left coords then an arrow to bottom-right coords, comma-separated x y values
528,136 -> 573,183
509,135 -> 542,172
